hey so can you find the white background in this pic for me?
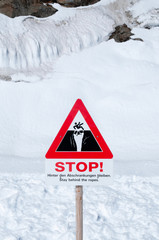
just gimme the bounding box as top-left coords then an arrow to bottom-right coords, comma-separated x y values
45,159 -> 113,185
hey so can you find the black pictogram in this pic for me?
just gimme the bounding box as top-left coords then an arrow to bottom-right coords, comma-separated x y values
57,122 -> 102,152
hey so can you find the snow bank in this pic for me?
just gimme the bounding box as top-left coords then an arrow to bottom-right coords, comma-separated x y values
0,6 -> 114,69
131,0 -> 159,17
130,0 -> 159,27
0,0 -> 135,70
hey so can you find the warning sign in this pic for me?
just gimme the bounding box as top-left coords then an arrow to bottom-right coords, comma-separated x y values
45,99 -> 113,185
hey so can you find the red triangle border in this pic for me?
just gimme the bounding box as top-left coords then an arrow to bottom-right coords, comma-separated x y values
45,99 -> 113,159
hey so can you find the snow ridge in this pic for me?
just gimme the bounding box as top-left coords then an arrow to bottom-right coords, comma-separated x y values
0,0 -> 134,70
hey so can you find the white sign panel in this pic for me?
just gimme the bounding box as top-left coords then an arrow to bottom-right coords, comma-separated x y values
46,159 -> 113,185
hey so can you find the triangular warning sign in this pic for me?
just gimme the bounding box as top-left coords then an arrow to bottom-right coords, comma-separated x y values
45,99 -> 113,159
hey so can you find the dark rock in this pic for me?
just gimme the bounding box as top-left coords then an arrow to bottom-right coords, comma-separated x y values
144,25 -> 151,30
56,0 -> 99,7
40,0 -> 55,2
132,37 -> 143,42
0,0 -> 13,17
109,24 -> 134,43
0,0 -> 57,18
0,0 -> 99,18
144,24 -> 159,29
28,3 -> 57,18
0,75 -> 12,81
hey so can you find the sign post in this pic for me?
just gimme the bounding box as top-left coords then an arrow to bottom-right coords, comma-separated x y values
45,99 -> 113,239
76,186 -> 83,240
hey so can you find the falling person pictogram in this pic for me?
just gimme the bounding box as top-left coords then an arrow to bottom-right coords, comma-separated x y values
57,122 -> 102,152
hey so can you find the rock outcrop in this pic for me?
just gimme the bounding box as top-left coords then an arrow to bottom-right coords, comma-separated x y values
109,24 -> 134,42
56,0 -> 99,7
0,0 -> 99,18
109,24 -> 143,43
0,0 -> 57,18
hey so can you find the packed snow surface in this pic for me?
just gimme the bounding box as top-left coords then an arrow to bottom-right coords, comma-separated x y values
0,0 -> 159,239
0,175 -> 159,240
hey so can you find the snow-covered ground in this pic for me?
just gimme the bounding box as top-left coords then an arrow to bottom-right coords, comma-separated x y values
0,175 -> 159,239
0,0 -> 159,239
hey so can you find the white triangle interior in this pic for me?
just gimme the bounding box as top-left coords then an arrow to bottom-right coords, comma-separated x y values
68,111 -> 90,131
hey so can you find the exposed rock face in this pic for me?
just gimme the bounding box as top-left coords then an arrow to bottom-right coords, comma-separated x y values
56,0 -> 99,7
0,0 -> 99,18
109,24 -> 134,42
109,24 -> 143,43
0,0 -> 57,18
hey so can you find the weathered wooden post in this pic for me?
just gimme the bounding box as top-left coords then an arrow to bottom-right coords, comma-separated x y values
76,186 -> 83,240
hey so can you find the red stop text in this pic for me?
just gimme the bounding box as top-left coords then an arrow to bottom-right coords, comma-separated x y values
55,161 -> 103,172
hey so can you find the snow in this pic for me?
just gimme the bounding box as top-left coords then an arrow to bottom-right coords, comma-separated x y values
0,5 -> 114,69
1,27 -> 159,173
130,0 -> 159,28
0,0 -> 159,239
131,0 -> 159,17
0,0 -> 136,70
0,174 -> 159,239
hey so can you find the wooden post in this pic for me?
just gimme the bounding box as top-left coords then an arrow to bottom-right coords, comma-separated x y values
76,186 -> 83,240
